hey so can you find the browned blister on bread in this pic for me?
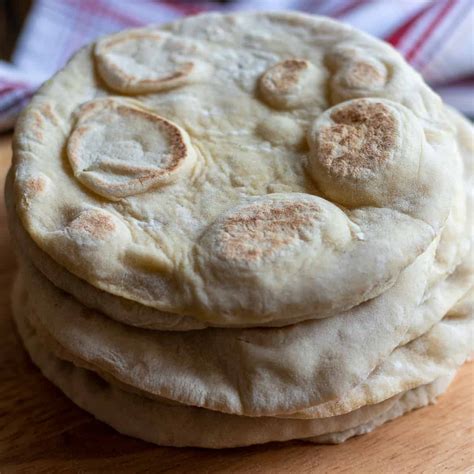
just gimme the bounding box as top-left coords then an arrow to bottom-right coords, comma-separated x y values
259,58 -> 324,109
317,100 -> 396,179
95,31 -> 209,94
67,98 -> 197,199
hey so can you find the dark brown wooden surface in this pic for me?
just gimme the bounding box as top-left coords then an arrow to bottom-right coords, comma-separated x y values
0,134 -> 473,473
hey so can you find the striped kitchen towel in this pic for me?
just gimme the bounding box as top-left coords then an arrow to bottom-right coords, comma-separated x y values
1,0 -> 472,131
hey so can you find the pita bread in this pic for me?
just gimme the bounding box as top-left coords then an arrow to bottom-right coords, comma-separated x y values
12,298 -> 460,448
12,246 -> 472,417
6,11 -> 472,449
6,105 -> 472,332
286,286 -> 473,419
306,373 -> 456,444
11,12 -> 461,328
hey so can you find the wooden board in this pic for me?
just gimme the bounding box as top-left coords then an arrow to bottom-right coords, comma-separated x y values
0,134 -> 473,473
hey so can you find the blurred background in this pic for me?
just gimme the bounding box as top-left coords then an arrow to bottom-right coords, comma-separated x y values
0,0 -> 473,132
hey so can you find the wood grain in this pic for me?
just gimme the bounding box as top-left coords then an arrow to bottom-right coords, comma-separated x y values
0,134 -> 473,473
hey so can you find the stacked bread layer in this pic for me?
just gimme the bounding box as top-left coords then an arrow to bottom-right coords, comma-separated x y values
7,12 -> 473,448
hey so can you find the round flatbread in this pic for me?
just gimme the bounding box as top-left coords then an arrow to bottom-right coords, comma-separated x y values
13,246 -> 472,417
305,374 -> 455,445
11,12 -> 461,328
7,106 -> 472,331
12,300 -> 459,448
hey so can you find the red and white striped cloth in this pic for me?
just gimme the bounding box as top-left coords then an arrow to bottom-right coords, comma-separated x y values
1,0 -> 472,131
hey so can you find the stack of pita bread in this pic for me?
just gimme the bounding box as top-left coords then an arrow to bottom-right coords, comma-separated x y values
6,12 -> 473,448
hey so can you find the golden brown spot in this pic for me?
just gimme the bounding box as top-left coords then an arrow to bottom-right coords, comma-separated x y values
114,105 -> 187,174
262,59 -> 309,93
32,112 -> 44,141
95,32 -> 195,93
343,61 -> 386,89
260,59 -> 309,98
24,176 -> 46,197
67,126 -> 87,167
79,100 -> 101,116
67,99 -> 194,199
33,112 -> 44,127
259,58 -> 316,109
317,101 -> 396,178
217,201 -> 322,262
39,103 -> 60,126
69,209 -> 116,240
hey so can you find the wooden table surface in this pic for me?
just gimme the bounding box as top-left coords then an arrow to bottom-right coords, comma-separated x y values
0,133 -> 473,473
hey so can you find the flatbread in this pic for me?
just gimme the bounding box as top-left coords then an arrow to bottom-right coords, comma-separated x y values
7,105 -> 472,331
286,286 -> 473,419
13,301 -> 457,448
13,249 -> 472,417
11,12 -> 461,328
306,373 -> 456,444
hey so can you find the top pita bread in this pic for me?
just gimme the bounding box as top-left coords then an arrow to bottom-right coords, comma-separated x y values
11,12 -> 462,327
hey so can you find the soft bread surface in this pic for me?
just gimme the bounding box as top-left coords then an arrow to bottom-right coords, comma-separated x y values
13,250 -> 473,417
7,105 -> 473,331
7,110 -> 473,416
12,290 -> 461,448
11,12 -> 462,327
